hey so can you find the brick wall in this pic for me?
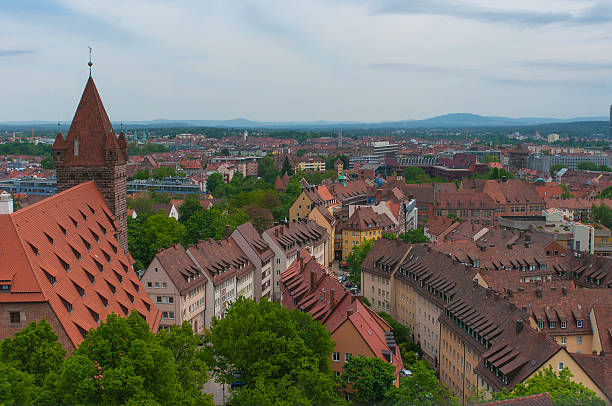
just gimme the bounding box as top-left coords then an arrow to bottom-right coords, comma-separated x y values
0,301 -> 75,353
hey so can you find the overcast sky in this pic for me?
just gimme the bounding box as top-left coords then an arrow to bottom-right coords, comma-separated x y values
2,0 -> 612,122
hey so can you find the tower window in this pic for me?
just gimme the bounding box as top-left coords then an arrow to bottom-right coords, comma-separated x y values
74,138 -> 79,156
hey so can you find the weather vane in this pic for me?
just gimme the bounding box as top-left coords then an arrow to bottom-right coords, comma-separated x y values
88,46 -> 93,76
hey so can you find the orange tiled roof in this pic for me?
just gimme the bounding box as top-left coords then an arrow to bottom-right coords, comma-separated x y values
0,181 -> 160,347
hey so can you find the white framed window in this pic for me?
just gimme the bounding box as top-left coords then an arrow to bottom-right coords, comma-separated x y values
169,296 -> 174,304
156,296 -> 162,303
561,321 -> 567,329
561,336 -> 566,345
162,282 -> 167,288
332,352 -> 340,362
276,270 -> 281,275
345,353 -> 351,363
549,321 -> 556,329
168,311 -> 174,319
276,259 -> 280,265
558,362 -> 564,370
538,321 -> 544,330
147,282 -> 152,288
577,336 -> 582,344
577,320 -> 583,328
154,282 -> 160,288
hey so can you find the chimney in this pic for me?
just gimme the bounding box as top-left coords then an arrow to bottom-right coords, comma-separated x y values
376,188 -> 382,204
515,320 -> 524,334
0,192 -> 13,215
562,286 -> 568,296
330,288 -> 335,307
536,287 -> 543,298
310,270 -> 316,290
225,225 -> 230,238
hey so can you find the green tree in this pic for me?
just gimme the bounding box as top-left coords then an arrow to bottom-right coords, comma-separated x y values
54,313 -> 213,405
385,360 -> 457,406
179,196 -> 204,223
0,362 -> 39,405
0,319 -> 66,385
203,297 -> 340,406
340,356 -> 395,404
403,167 -> 433,184
491,366 -> 604,406
281,156 -> 293,176
207,172 -> 225,196
129,214 -> 186,270
40,157 -> 55,169
152,166 -> 182,180
399,228 -> 429,244
131,169 -> 150,180
577,161 -> 599,171
593,203 -> 612,230
347,238 -> 375,287
550,164 -> 568,176
598,186 -> 612,199
257,155 -> 278,184
183,207 -> 249,245
221,148 -> 230,156
129,196 -> 154,217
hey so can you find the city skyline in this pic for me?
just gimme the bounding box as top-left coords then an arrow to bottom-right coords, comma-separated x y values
1,0 -> 612,122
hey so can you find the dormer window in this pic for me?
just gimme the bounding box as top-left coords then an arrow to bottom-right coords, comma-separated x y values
561,321 -> 567,329
538,321 -> 544,330
577,320 -> 583,328
549,321 -> 556,329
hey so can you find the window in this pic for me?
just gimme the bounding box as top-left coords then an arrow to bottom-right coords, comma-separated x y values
549,321 -> 556,329
168,311 -> 174,319
558,362 -> 564,370
561,321 -> 567,329
577,336 -> 582,344
169,296 -> 174,304
276,259 -> 281,265
332,352 -> 340,362
147,282 -> 152,288
538,321 -> 544,330
9,312 -> 20,323
345,353 -> 352,363
155,282 -> 160,288
577,320 -> 583,328
162,282 -> 167,288
156,296 -> 162,303
276,270 -> 281,276
561,336 -> 566,345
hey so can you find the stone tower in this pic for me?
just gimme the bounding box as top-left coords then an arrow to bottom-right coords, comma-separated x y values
52,76 -> 129,253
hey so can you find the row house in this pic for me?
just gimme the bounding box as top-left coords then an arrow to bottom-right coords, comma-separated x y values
289,184 -> 338,221
280,249 -> 404,390
263,219 -> 329,301
434,192 -> 497,226
509,286 -> 612,355
308,205 -> 338,265
360,239 -> 612,404
231,222 -> 274,300
341,206 -> 397,260
482,179 -> 545,218
142,236 -> 256,331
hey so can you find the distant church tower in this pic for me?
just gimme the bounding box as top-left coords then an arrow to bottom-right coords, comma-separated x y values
52,73 -> 129,253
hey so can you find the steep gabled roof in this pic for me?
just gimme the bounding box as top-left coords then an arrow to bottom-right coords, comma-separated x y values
53,76 -> 125,166
0,181 -> 160,347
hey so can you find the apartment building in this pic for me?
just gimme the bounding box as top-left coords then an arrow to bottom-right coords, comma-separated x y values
231,222 -> 274,300
341,206 -> 397,260
360,239 -> 612,404
295,157 -> 325,172
529,153 -> 611,172
263,219 -> 329,300
308,205 -> 338,266
280,249 -> 404,386
434,192 -> 497,226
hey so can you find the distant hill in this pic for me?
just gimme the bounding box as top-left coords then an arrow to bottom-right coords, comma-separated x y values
0,113 -> 608,131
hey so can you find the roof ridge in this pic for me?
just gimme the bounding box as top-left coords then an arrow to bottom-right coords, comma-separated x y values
11,181 -> 97,216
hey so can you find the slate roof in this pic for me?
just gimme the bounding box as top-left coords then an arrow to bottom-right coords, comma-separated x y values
0,181 -> 160,347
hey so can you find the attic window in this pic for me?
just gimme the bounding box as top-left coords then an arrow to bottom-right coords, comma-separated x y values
42,267 -> 56,286
97,292 -> 108,308
120,261 -> 129,274
73,281 -> 85,298
69,216 -> 78,228
80,236 -> 91,251
143,301 -> 151,312
44,233 -> 54,245
103,210 -> 117,232
118,302 -> 128,316
101,249 -> 111,264
79,209 -> 87,221
56,255 -> 70,271
58,223 -> 67,235
126,292 -> 134,303
97,222 -> 107,235
83,268 -> 95,285
93,258 -> 104,273
106,280 -> 116,294
77,324 -> 89,340
113,270 -> 123,283
90,229 -> 99,242
87,204 -> 95,215
59,295 -> 73,314
28,242 -> 39,256
69,244 -> 81,261
131,280 -> 140,292
87,306 -> 100,323
109,242 -> 118,254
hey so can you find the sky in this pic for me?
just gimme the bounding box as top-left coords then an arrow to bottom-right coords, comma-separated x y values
1,0 -> 612,122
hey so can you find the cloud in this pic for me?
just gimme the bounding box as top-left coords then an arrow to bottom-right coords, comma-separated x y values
523,60 -> 612,71
361,0 -> 612,26
0,49 -> 33,57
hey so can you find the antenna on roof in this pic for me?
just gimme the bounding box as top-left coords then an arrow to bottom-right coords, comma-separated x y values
88,46 -> 93,77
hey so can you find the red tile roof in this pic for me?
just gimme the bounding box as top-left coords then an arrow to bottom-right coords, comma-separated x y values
0,181 -> 160,347
52,77 -> 127,167
475,392 -> 553,406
